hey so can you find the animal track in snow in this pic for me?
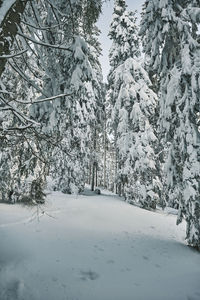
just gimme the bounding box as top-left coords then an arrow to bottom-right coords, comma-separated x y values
80,270 -> 99,281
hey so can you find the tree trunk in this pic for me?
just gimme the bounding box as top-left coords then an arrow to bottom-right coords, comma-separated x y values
95,163 -> 98,187
91,128 -> 97,191
114,131 -> 118,194
103,119 -> 107,189
91,162 -> 95,191
88,164 -> 91,185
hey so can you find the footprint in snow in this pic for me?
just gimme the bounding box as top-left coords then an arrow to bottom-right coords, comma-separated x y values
134,282 -> 141,287
80,270 -> 99,281
52,276 -> 58,282
94,245 -> 104,252
107,259 -> 115,264
142,255 -> 149,260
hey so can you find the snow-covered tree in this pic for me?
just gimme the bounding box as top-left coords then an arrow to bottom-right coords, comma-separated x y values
140,0 -> 200,248
48,1 -> 103,194
107,0 -> 160,208
26,0 -> 103,194
0,49 -> 47,203
51,35 -> 101,193
0,0 -> 103,202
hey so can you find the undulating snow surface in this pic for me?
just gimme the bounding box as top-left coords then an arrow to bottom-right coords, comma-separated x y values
0,188 -> 200,300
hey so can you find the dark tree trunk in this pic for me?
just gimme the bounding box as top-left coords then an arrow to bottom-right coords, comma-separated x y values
91,162 -> 95,191
91,128 -> 97,191
95,163 -> 98,187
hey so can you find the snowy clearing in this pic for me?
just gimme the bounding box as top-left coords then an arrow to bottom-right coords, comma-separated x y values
0,189 -> 200,300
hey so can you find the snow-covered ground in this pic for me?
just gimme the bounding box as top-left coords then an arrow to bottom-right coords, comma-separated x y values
0,188 -> 200,300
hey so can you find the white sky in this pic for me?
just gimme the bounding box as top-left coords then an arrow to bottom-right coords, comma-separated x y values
97,0 -> 144,81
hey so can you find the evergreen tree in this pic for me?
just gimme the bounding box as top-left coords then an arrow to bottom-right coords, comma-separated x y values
0,0 -> 103,201
107,0 -> 160,208
27,0 -> 103,194
140,0 -> 200,248
49,1 -> 103,194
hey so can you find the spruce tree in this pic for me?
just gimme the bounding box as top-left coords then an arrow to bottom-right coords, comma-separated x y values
140,0 -> 200,248
0,0 -> 103,201
49,1 -> 103,194
107,0 -> 160,208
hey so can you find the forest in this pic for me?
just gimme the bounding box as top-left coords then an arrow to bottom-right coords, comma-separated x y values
0,0 -> 200,247
0,0 -> 200,298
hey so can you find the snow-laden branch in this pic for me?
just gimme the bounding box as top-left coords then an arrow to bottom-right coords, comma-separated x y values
15,93 -> 73,105
0,90 -> 13,95
0,49 -> 28,59
0,96 -> 40,127
0,124 -> 33,131
13,39 -> 42,79
0,105 -> 11,111
21,20 -> 67,31
22,134 -> 46,164
8,61 -> 48,98
17,32 -> 72,51
34,93 -> 73,103
46,0 -> 68,18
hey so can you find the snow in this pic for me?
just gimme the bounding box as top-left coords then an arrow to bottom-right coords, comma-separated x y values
1,188 -> 200,300
0,0 -> 16,26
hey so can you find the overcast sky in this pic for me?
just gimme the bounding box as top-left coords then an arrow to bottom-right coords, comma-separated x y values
97,0 -> 144,81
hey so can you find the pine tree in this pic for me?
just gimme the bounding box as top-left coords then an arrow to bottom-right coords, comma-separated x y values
107,0 -> 160,208
140,0 -> 200,248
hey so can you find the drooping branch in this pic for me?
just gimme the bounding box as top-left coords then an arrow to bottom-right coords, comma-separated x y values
21,20 -> 67,31
8,61 -> 48,98
15,92 -> 73,104
0,95 -> 40,127
17,32 -> 72,51
0,49 -> 28,59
